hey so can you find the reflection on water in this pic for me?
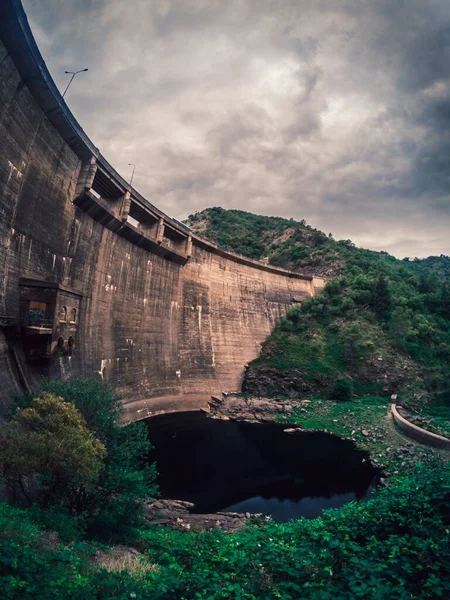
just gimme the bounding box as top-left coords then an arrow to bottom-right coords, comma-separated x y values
223,491 -> 368,522
145,411 -> 379,523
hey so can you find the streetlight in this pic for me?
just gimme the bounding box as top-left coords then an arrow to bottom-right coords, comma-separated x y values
128,163 -> 136,187
62,68 -> 88,98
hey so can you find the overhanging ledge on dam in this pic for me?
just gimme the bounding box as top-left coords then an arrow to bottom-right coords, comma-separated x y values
0,0 -> 325,420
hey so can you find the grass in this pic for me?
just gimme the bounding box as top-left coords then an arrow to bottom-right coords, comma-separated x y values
252,330 -> 343,384
276,395 -> 445,476
408,404 -> 450,439
96,548 -> 158,579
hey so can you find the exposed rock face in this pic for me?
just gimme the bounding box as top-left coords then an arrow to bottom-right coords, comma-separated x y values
242,346 -> 419,400
208,393 -> 308,422
242,366 -> 318,398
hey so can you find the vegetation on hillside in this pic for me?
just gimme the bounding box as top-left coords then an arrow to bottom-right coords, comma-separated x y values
187,206 -> 341,275
187,208 -> 450,416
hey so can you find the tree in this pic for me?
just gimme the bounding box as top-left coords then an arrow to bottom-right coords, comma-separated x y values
372,274 -> 392,320
418,272 -> 439,294
439,281 -> 450,320
388,307 -> 412,348
35,379 -> 158,540
10,379 -> 158,541
0,393 -> 105,507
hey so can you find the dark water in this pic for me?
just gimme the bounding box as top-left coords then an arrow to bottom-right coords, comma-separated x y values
145,411 -> 379,523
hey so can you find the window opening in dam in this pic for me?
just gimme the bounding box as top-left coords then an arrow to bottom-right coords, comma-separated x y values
145,411 -> 379,523
29,301 -> 47,325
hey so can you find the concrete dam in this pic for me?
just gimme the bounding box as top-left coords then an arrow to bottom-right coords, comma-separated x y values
0,0 -> 324,422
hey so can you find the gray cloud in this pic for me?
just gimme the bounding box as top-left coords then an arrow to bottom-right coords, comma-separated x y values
23,0 -> 450,258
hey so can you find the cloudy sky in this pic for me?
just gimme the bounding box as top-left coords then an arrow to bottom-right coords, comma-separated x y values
23,0 -> 450,258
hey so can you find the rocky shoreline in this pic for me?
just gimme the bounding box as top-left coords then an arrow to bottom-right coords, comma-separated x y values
145,498 -> 267,532
208,393 -> 307,422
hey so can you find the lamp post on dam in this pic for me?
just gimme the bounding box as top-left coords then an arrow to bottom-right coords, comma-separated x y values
128,163 -> 136,187
62,68 -> 88,98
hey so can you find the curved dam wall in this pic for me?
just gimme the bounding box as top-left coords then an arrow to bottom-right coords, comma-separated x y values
0,0 -> 323,421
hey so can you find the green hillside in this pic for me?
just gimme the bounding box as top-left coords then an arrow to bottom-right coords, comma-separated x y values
187,208 -> 450,418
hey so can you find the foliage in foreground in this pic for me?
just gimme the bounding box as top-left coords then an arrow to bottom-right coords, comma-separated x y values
5,379 -> 157,541
0,380 -> 449,598
0,460 -> 449,599
0,393 -> 106,508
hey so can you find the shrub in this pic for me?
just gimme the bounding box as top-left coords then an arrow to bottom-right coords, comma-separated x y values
339,321 -> 376,367
0,393 -> 105,508
10,379 -> 158,542
324,279 -> 342,297
0,502 -> 91,598
332,378 -> 353,401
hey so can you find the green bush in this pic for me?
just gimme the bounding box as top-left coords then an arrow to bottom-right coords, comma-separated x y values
0,393 -> 106,510
0,502 -> 91,599
332,378 -> 353,401
324,279 -> 341,297
9,379 -> 158,542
